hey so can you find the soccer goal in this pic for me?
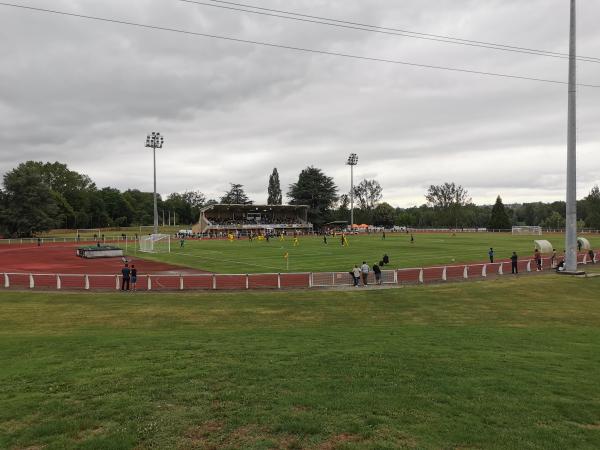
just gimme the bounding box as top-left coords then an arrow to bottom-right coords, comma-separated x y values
512,226 -> 542,236
139,234 -> 171,253
76,228 -> 102,239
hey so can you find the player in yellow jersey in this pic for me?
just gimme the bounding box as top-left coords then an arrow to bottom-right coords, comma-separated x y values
341,233 -> 349,247
293,237 -> 299,247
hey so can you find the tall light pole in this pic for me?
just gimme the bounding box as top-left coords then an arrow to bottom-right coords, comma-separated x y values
145,132 -> 164,235
346,153 -> 358,231
565,0 -> 578,273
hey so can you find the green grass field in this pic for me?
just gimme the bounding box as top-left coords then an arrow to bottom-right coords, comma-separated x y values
122,233 -> 597,274
1,275 -> 600,449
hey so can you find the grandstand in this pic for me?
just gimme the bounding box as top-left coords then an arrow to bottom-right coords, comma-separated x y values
192,204 -> 312,235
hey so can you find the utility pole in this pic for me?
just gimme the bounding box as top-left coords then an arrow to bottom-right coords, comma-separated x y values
565,0 -> 578,273
145,132 -> 164,235
346,153 -> 358,231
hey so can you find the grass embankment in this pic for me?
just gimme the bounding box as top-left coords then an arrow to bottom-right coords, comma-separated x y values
1,275 -> 600,449
123,233 -> 597,274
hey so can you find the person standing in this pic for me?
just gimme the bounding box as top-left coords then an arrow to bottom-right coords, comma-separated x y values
180,237 -> 185,248
382,231 -> 386,240
360,261 -> 370,286
372,262 -> 382,285
410,234 -> 414,244
510,252 -> 518,274
352,265 -> 361,287
121,263 -> 131,291
488,248 -> 494,263
323,235 -> 328,245
551,249 -> 557,268
382,254 -> 390,266
130,264 -> 138,291
534,248 -> 542,271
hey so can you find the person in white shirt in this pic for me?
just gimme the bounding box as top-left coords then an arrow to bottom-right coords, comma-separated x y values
352,265 -> 361,287
360,261 -> 369,286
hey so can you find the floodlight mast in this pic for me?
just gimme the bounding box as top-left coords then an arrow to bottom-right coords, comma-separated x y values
145,132 -> 165,235
346,153 -> 358,231
565,0 -> 578,273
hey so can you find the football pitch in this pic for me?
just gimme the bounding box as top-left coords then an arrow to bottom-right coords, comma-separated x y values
122,232 -> 597,274
1,275 -> 600,449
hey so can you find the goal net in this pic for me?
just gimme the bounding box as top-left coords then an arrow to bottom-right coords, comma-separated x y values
139,234 -> 171,253
512,226 -> 542,236
76,228 -> 102,240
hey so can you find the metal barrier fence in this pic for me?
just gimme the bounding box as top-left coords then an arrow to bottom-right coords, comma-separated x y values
2,252 -> 597,292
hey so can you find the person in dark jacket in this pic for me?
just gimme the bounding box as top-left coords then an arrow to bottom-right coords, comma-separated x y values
130,264 -> 138,291
510,252 -> 518,274
121,263 -> 131,291
373,263 -> 382,285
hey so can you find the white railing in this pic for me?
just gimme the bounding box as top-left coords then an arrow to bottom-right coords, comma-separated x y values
1,251 -> 596,292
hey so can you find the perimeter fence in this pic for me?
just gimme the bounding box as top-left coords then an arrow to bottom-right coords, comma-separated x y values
2,252 -> 597,292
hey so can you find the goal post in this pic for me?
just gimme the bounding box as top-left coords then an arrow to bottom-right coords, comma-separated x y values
139,234 -> 171,253
76,228 -> 102,240
512,226 -> 542,236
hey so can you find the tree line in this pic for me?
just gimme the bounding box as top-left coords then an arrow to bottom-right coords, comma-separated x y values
0,161 -> 598,237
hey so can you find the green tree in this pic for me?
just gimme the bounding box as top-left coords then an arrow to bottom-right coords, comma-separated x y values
372,202 -> 396,227
353,179 -> 383,211
488,196 -> 512,230
221,183 -> 252,205
99,188 -> 134,227
287,166 -> 338,226
584,186 -> 600,229
540,211 -> 565,229
425,182 -> 471,227
122,190 -> 155,225
0,162 -> 58,236
267,168 -> 282,205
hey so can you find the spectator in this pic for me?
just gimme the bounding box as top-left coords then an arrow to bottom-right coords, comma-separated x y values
373,263 -> 382,285
382,254 -> 390,266
551,249 -> 557,268
588,249 -> 596,264
121,263 -> 131,291
534,248 -> 542,271
510,252 -> 518,274
131,264 -> 138,291
361,261 -> 369,286
351,265 -> 361,287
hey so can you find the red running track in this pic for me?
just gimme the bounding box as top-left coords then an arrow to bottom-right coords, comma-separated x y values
0,242 -> 205,275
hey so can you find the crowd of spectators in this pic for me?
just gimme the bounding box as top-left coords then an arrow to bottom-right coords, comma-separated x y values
206,217 -> 303,226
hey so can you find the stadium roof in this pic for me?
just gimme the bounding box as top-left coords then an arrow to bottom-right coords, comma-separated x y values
201,204 -> 309,213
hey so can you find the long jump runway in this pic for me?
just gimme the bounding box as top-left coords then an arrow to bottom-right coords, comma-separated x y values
0,243 -> 205,275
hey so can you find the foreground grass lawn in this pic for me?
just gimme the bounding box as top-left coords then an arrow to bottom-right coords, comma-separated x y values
1,275 -> 600,449
120,232 -> 598,274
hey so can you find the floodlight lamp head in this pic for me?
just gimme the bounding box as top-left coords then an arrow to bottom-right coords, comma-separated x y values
346,153 -> 358,166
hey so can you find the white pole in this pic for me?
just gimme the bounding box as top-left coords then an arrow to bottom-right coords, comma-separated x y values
565,0 -> 578,273
153,145 -> 158,235
350,164 -> 354,230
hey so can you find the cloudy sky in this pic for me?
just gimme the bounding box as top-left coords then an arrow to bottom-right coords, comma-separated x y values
1,0 -> 599,207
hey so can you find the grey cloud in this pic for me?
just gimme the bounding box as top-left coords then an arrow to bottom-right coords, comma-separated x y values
1,0 -> 599,208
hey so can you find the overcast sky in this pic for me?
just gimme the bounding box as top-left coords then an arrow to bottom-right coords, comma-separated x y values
1,0 -> 599,207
